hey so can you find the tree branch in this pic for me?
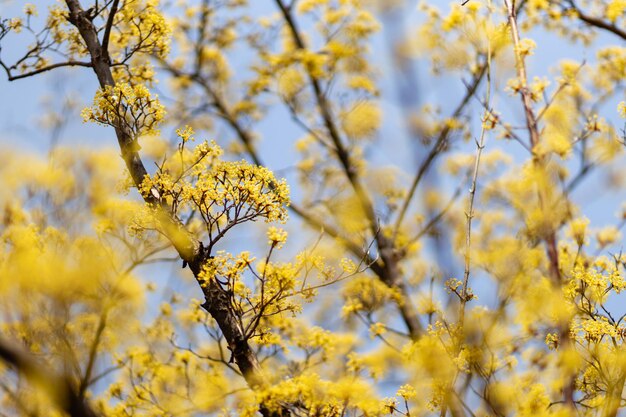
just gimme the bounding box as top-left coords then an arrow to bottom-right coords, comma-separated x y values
100,0 -> 120,61
459,34 -> 492,327
567,0 -> 626,40
2,60 -> 92,81
63,2 -> 282,415
393,63 -> 487,235
274,0 -> 423,337
504,0 -> 572,408
0,337 -> 99,417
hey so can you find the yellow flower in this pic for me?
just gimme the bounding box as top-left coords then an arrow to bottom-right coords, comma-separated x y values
569,217 -> 589,246
545,333 -> 559,350
596,226 -> 621,248
396,384 -> 416,400
8,17 -> 23,33
517,38 -> 537,57
24,3 -> 37,16
176,125 -> 195,143
381,397 -> 398,413
277,67 -> 304,99
618,101 -> 626,118
341,101 -> 381,139
342,277 -> 402,315
347,75 -> 378,95
267,227 -> 288,248
606,0 -> 626,23
160,302 -> 172,316
82,82 -> 165,138
340,258 -> 357,274
369,322 -> 386,338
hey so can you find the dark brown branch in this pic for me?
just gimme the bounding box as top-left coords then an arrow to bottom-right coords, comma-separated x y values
2,60 -> 92,81
78,311 -> 107,398
0,337 -> 99,417
567,0 -> 626,40
193,0 -> 211,73
62,2 -> 281,416
100,0 -> 120,61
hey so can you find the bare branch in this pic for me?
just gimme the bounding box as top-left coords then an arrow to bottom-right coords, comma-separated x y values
0,337 -> 99,417
459,36 -> 492,326
393,63 -> 488,235
2,60 -> 92,81
100,0 -> 120,60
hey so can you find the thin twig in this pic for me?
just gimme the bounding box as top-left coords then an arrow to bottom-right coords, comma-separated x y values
393,63 -> 488,235
409,186 -> 463,244
2,60 -> 92,81
459,29 -> 492,326
504,0 -> 539,149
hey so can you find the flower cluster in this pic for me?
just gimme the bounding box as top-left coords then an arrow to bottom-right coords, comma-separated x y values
139,152 -> 289,237
112,0 -> 171,60
82,82 -> 165,138
342,276 -> 402,316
